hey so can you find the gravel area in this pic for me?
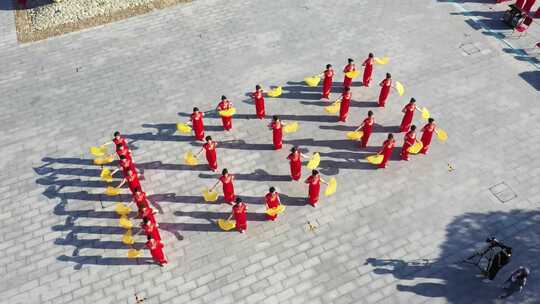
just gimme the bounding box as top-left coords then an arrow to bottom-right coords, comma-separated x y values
14,0 -> 191,43
28,0 -> 157,31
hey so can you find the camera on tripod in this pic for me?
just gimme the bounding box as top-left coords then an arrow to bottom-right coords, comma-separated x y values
462,237 -> 512,280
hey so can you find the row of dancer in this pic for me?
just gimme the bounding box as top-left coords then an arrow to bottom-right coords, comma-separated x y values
103,132 -> 168,266
204,166 -> 330,234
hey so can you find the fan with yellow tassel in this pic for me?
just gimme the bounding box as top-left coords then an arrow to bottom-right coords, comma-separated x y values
306,153 -> 320,170
122,229 -> 135,245
105,186 -> 120,196
345,70 -> 360,79
176,123 -> 192,134
217,219 -> 236,231
100,167 -> 113,183
395,81 -> 405,96
324,177 -> 337,196
266,204 -> 286,217
346,131 -> 363,140
374,57 -> 390,65
202,188 -> 219,202
90,145 -> 108,157
408,140 -> 423,154
267,86 -> 283,97
324,100 -> 340,114
304,75 -> 321,87
94,155 -> 114,165
366,154 -> 384,165
184,150 -> 198,166
283,122 -> 299,134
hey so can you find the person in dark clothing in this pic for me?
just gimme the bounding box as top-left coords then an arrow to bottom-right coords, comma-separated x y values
499,266 -> 529,299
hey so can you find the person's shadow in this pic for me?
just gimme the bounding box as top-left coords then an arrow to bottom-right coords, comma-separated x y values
364,209 -> 540,302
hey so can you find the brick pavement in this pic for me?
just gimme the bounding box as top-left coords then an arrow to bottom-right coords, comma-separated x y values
0,0 -> 539,303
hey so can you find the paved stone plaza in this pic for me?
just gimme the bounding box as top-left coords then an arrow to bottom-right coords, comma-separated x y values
1,0 -> 539,303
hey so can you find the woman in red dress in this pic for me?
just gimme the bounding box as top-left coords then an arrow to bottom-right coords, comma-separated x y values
217,95 -> 233,131
131,188 -> 150,216
139,205 -> 157,223
115,143 -> 132,162
141,217 -> 161,240
265,187 -> 282,221
343,58 -> 356,88
197,136 -> 218,171
111,131 -> 128,148
305,170 -> 328,207
287,147 -> 308,181
190,107 -> 205,141
269,116 -> 283,150
401,125 -> 417,161
322,64 -> 334,99
400,98 -> 416,132
339,87 -> 352,122
378,73 -> 393,107
378,133 -> 395,169
420,118 -> 436,154
362,53 -> 374,87
146,235 -> 167,266
102,131 -> 128,150
252,85 -> 265,119
115,168 -> 141,195
211,168 -> 236,204
228,197 -> 247,233
355,110 -> 375,148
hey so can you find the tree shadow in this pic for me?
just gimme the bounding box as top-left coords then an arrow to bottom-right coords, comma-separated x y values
519,70 -> 540,91
198,169 -> 292,182
365,209 -> 540,302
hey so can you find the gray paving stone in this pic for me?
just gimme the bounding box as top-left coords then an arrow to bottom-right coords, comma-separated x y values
1,0 -> 540,304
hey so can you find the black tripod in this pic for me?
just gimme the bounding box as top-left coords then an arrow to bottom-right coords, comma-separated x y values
461,245 -> 496,272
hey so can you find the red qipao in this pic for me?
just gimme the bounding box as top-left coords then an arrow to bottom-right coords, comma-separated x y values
420,123 -> 436,154
343,64 -> 356,88
362,58 -> 374,87
203,141 -> 218,171
378,79 -> 392,107
219,175 -> 235,203
125,170 -> 141,195
142,220 -> 161,241
271,120 -> 283,150
116,146 -> 132,162
360,117 -> 375,148
287,151 -> 302,181
322,69 -> 334,99
265,192 -> 280,221
305,175 -> 321,206
400,103 -> 416,132
339,91 -> 351,122
113,136 -> 128,150
134,192 -> 150,217
401,130 -> 416,161
218,100 -> 233,131
379,139 -> 395,169
232,202 -> 247,232
190,112 -> 205,141
252,89 -> 265,119
146,239 -> 167,265
140,206 -> 156,223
